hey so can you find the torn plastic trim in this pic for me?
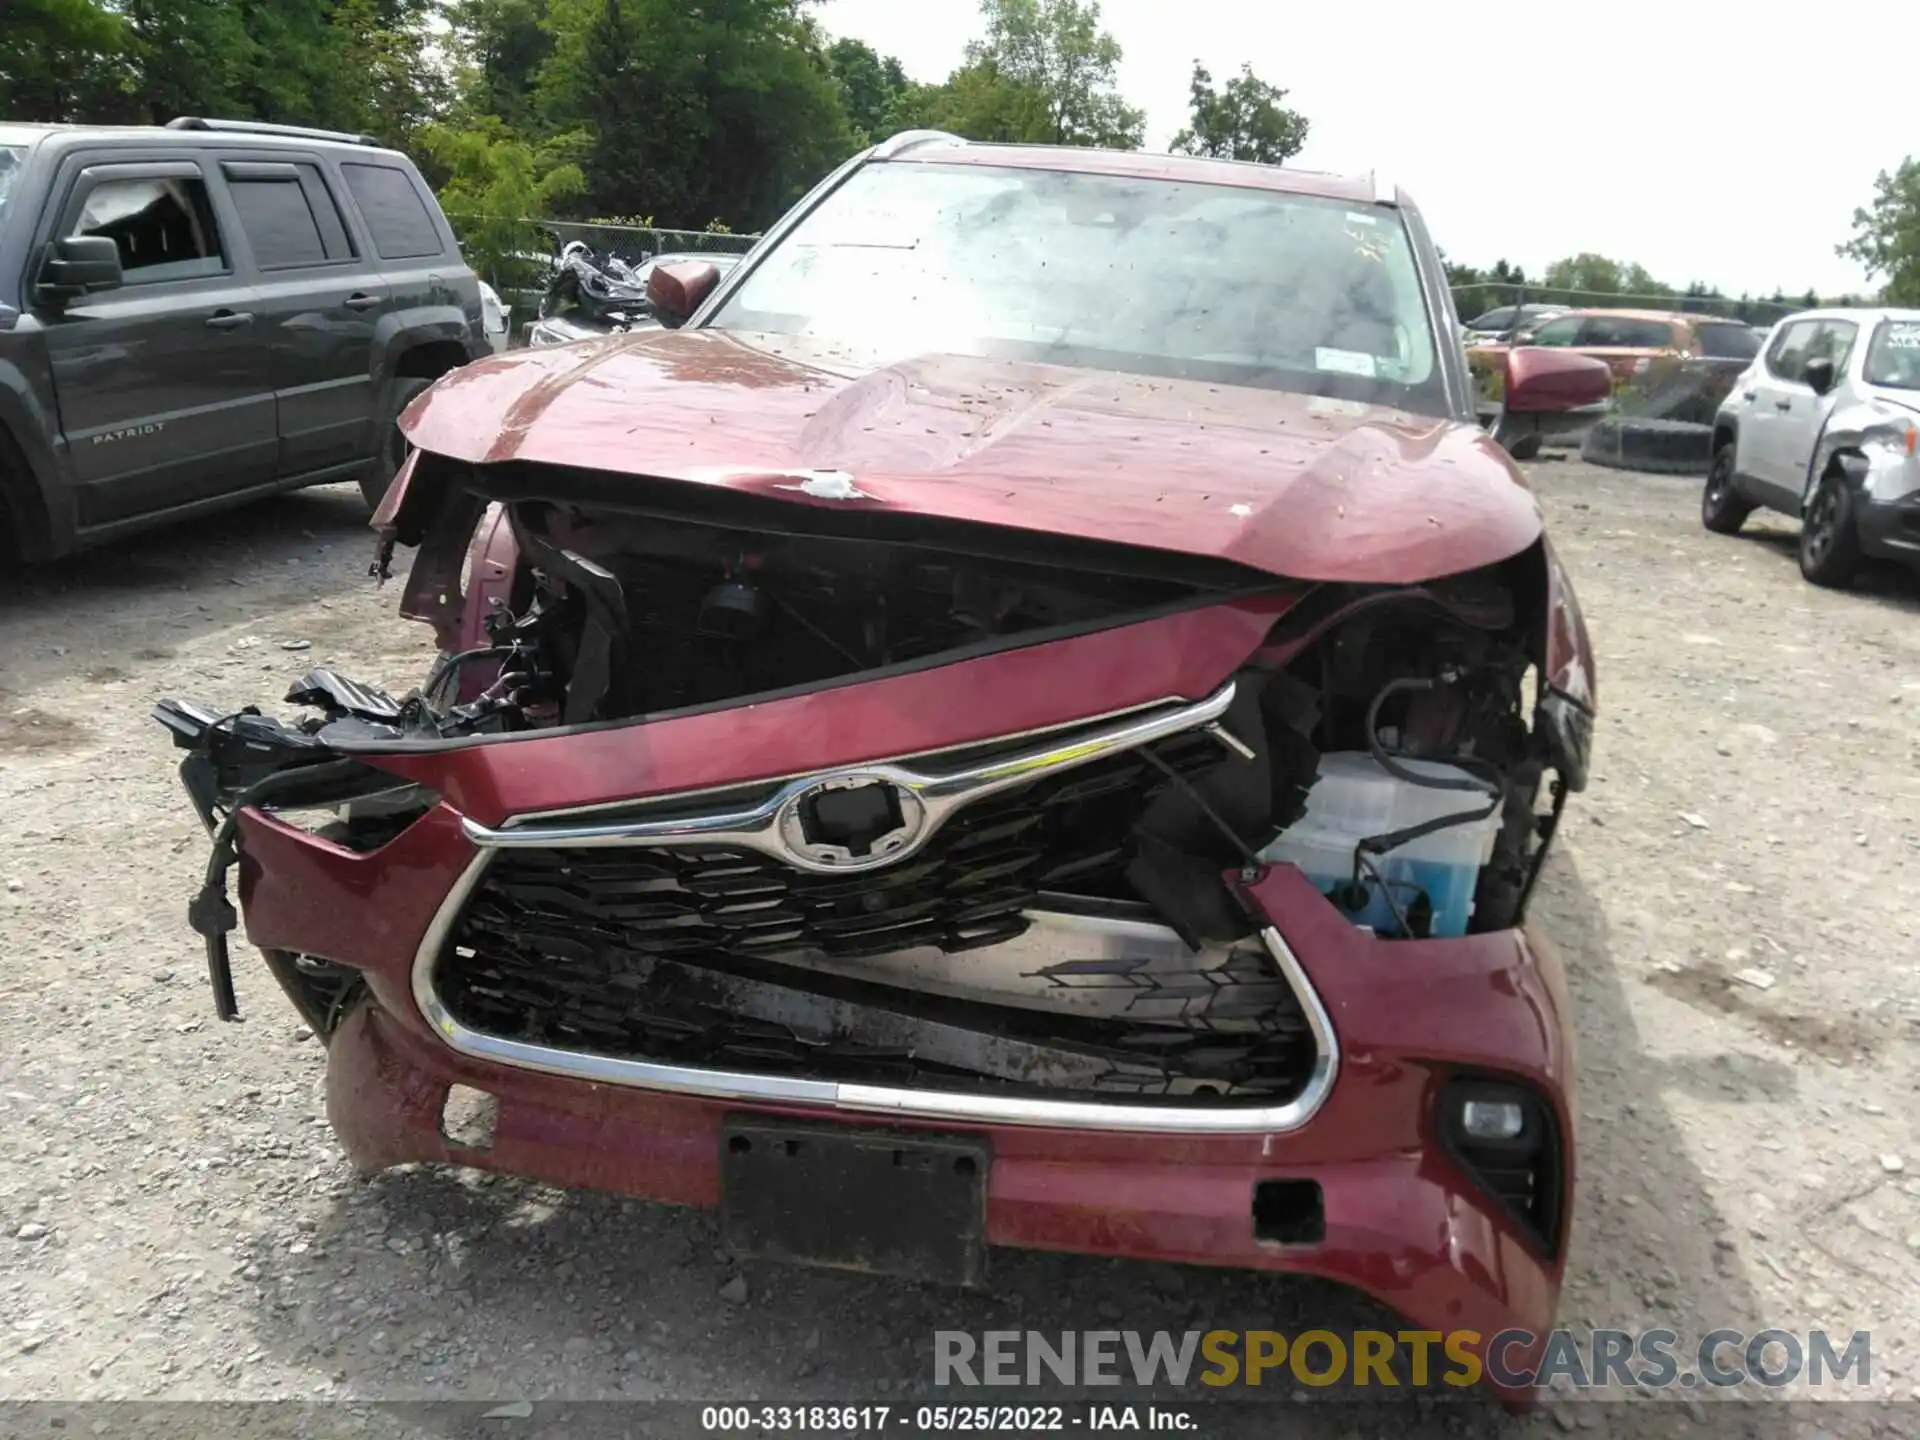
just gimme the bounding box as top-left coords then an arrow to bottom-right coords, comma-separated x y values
1536,690 -> 1593,794
313,590 -> 1289,756
410,847 -> 1340,1133
182,755 -> 370,1022
154,697 -> 442,1022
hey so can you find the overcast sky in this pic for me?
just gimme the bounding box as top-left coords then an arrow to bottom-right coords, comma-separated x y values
813,0 -> 1916,299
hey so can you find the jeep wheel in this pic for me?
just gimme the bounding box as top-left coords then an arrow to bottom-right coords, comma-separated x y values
1798,471 -> 1862,588
359,376 -> 436,512
1701,445 -> 1753,535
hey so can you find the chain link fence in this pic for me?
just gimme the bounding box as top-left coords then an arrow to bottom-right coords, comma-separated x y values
538,220 -> 762,263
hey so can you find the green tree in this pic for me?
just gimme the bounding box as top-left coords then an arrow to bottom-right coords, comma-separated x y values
0,0 -> 127,121
418,116 -> 585,287
965,0 -> 1143,148
1839,158 -> 1920,305
1616,262 -> 1673,301
1544,253 -> 1624,295
883,59 -> 1050,143
447,0 -> 555,131
1169,62 -> 1307,165
1542,253 -> 1674,305
538,0 -> 853,229
826,37 -> 909,145
326,0 -> 447,145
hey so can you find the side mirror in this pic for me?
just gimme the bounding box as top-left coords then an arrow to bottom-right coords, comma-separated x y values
36,235 -> 123,304
1802,355 -> 1836,396
1504,348 -> 1613,413
645,260 -> 721,329
1512,329 -> 1537,346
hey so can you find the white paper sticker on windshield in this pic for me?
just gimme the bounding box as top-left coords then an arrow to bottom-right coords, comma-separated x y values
1315,348 -> 1378,378
1345,212 -> 1379,226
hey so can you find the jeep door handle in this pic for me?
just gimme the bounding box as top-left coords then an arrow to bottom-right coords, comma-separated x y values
343,292 -> 382,312
1742,390 -> 1757,401
1775,400 -> 1793,412
205,310 -> 253,330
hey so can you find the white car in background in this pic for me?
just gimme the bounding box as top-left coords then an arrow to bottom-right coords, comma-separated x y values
1705,308 -> 1920,586
478,281 -> 511,352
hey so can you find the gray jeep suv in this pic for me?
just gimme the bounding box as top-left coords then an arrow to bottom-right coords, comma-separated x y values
0,116 -> 488,561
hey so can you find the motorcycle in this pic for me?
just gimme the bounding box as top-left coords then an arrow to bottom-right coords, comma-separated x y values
526,243 -> 743,348
527,242 -> 654,347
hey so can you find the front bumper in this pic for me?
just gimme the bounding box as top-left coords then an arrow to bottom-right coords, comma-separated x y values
1856,487 -> 1920,563
247,808 -> 1576,1405
206,596 -> 1578,1405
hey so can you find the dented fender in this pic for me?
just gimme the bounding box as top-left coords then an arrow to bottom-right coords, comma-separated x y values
1811,398 -> 1920,506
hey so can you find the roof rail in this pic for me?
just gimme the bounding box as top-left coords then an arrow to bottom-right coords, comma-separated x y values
872,129 -> 966,160
165,117 -> 379,147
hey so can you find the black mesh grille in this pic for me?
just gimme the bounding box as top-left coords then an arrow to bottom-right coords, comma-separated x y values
432,731 -> 1321,1103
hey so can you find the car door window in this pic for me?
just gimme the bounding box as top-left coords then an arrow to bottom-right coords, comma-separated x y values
1766,320 -> 1820,381
229,178 -> 328,269
1528,316 -> 1583,346
1583,316 -> 1671,348
1806,320 -> 1857,373
339,163 -> 442,260
68,176 -> 226,285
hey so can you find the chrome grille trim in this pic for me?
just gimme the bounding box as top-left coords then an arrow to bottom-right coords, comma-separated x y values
411,677 -> 1342,1132
461,682 -> 1238,875
411,856 -> 1339,1133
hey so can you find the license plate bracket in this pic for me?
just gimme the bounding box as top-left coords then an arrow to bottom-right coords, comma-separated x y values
719,1117 -> 990,1287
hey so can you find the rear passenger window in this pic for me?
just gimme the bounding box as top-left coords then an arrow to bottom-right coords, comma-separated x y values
68,176 -> 226,284
230,179 -> 327,268
339,163 -> 442,260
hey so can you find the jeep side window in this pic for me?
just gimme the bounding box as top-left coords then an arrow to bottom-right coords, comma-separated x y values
338,163 -> 442,260
229,178 -> 328,269
69,177 -> 226,284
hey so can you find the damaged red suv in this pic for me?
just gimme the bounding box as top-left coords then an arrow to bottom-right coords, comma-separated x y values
157,134 -> 1610,1402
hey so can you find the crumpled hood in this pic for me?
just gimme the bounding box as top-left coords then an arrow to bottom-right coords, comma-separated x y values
401,328 -> 1543,584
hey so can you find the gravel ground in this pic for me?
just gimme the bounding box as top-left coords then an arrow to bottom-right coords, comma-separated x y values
2,458 -> 1917,1438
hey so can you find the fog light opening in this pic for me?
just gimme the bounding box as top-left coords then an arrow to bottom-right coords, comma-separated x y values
1440,1076 -> 1564,1254
1252,1178 -> 1325,1245
1460,1097 -> 1525,1141
440,1084 -> 498,1151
